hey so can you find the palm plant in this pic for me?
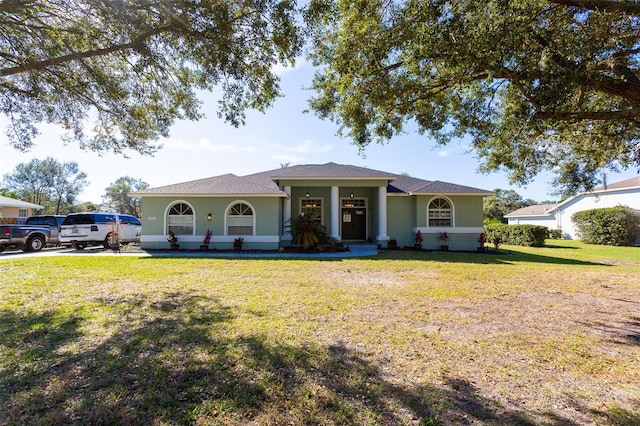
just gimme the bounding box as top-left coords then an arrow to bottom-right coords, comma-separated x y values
285,214 -> 332,251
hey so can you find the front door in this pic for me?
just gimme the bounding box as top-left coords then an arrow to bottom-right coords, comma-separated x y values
341,207 -> 366,240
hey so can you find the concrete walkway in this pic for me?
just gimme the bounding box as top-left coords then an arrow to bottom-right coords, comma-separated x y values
1,243 -> 379,259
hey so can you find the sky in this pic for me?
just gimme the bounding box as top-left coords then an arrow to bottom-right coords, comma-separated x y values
1,60 -> 638,205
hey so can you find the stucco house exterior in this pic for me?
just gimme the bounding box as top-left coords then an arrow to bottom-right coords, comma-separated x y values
505,176 -> 640,240
0,195 -> 43,224
133,163 -> 492,251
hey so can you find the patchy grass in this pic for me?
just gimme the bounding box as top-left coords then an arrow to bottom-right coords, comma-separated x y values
0,241 -> 639,425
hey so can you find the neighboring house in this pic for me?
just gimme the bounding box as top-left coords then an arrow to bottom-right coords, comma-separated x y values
505,176 -> 640,240
133,163 -> 493,251
0,195 -> 43,224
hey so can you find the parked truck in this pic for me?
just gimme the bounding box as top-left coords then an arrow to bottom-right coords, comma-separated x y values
0,215 -> 66,252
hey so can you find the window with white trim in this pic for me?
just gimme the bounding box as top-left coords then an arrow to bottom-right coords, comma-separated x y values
300,198 -> 322,223
227,202 -> 254,235
428,198 -> 452,227
167,202 -> 194,234
18,209 -> 27,219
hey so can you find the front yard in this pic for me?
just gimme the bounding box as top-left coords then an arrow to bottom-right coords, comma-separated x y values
0,241 -> 638,425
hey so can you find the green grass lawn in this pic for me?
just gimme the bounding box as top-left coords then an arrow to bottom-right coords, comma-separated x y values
1,240 -> 639,425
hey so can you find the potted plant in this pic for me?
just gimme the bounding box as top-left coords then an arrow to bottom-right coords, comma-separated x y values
233,237 -> 244,251
414,230 -> 423,250
387,238 -> 398,249
200,228 -> 212,252
438,231 -> 450,251
477,232 -> 486,252
167,230 -> 179,250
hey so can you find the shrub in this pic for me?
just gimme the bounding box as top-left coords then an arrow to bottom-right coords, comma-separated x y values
485,224 -> 548,247
285,214 -> 335,251
548,229 -> 563,239
572,206 -> 640,246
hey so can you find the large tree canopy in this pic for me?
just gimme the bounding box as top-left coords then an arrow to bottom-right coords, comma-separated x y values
306,0 -> 640,195
1,0 -> 301,155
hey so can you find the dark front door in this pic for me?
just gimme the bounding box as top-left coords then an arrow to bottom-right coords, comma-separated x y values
341,208 -> 366,240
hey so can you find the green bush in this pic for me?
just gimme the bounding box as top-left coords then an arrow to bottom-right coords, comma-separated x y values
485,224 -> 548,247
572,206 -> 640,246
548,229 -> 564,239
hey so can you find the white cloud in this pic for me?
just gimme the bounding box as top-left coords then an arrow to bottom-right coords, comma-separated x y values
272,58 -> 309,77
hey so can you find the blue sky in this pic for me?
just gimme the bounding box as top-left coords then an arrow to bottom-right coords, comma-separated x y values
1,60 -> 637,204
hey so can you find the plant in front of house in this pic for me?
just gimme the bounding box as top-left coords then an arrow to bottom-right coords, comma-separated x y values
477,233 -> 486,251
493,235 -> 503,251
414,230 -> 423,250
387,238 -> 398,249
437,231 -> 450,251
285,214 -> 334,251
167,230 -> 179,250
233,237 -> 244,251
200,228 -> 212,251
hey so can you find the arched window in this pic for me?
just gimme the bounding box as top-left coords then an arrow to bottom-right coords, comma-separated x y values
167,202 -> 194,235
227,202 -> 254,235
428,198 -> 453,227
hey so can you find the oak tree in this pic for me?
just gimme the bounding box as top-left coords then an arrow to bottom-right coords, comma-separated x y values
1,0 -> 302,155
306,0 -> 640,195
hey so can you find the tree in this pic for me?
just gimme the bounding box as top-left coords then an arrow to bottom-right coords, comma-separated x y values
103,177 -> 149,217
1,1 -> 302,155
483,189 -> 538,223
306,0 -> 640,197
1,157 -> 88,214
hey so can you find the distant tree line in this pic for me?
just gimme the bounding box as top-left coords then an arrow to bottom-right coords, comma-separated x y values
1,158 -> 147,217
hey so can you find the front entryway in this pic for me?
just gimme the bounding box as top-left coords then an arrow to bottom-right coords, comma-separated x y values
341,207 -> 366,240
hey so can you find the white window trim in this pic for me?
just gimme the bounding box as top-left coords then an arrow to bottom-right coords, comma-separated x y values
164,200 -> 196,236
224,200 -> 256,236
427,196 -> 455,228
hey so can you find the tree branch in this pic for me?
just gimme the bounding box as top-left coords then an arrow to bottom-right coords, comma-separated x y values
547,0 -> 640,15
535,109 -> 640,121
0,26 -> 173,77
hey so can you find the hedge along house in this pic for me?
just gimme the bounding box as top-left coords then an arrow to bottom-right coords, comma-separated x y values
132,163 -> 493,250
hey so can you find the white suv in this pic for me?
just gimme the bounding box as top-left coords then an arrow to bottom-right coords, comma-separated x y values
59,212 -> 141,249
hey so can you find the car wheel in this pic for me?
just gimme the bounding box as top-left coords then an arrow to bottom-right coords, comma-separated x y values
26,235 -> 45,252
0,245 -> 5,253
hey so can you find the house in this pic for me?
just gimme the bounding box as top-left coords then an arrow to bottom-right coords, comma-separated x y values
505,176 -> 640,239
0,195 -> 43,224
133,163 -> 493,250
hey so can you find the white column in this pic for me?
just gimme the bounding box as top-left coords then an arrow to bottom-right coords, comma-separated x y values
331,185 -> 340,240
377,185 -> 389,242
283,186 -> 292,240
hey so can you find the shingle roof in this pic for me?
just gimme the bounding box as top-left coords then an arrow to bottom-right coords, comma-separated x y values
132,174 -> 286,197
134,163 -> 492,196
504,204 -> 557,217
592,176 -> 640,192
388,175 -> 493,195
0,195 -> 43,209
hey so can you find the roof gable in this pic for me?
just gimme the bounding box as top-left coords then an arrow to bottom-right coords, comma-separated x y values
0,195 -> 43,209
263,162 -> 397,180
